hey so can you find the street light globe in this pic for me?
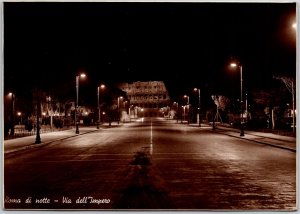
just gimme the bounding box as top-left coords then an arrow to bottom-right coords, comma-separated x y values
230,63 -> 237,67
292,22 -> 297,29
80,73 -> 86,78
17,112 -> 21,116
100,84 -> 105,89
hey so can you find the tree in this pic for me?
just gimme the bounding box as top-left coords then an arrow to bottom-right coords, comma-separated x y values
211,95 -> 230,123
251,86 -> 291,130
273,76 -> 296,132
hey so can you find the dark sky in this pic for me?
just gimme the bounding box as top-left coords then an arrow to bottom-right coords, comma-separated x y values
4,2 -> 297,102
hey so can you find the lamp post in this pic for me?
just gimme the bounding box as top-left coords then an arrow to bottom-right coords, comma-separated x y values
245,93 -> 248,124
8,92 -> 15,136
174,102 -> 179,123
33,89 -> 42,144
117,96 -> 123,125
194,88 -> 201,127
182,105 -> 186,122
230,62 -> 244,136
141,108 -> 144,118
129,105 -> 134,121
46,96 -> 52,128
184,95 -> 190,105
123,101 -> 128,122
184,95 -> 190,124
97,84 -> 105,129
17,112 -> 22,125
75,73 -> 86,134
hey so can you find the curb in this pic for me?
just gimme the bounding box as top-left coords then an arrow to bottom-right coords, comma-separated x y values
216,126 -> 296,143
4,129 -> 100,155
182,123 -> 296,152
212,129 -> 296,153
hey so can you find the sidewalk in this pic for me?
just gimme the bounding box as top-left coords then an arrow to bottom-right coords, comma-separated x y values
3,126 -> 100,154
188,122 -> 296,152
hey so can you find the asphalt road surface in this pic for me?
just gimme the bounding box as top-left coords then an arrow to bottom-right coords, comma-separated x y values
4,118 -> 296,210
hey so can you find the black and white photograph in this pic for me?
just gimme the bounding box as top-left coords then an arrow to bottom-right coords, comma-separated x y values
2,1 -> 297,210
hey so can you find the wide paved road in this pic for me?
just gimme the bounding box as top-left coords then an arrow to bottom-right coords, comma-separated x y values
4,118 -> 296,210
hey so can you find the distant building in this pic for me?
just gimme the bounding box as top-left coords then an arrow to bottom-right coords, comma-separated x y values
117,81 -> 171,117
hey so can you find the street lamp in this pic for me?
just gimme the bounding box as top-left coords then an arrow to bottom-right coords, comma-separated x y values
117,96 -> 123,125
141,108 -> 144,118
230,62 -> 244,136
17,112 -> 22,125
194,88 -> 201,127
46,96 -> 53,128
33,89 -> 43,144
8,92 -> 15,136
97,84 -> 105,129
75,73 -> 86,134
184,95 -> 190,105
182,105 -> 186,123
245,93 -> 248,124
184,95 -> 190,124
123,101 -> 128,122
129,105 -> 134,121
174,102 -> 179,123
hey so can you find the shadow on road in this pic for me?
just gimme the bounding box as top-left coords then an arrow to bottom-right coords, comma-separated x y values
113,151 -> 175,209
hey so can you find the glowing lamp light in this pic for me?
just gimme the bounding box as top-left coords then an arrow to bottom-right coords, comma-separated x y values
230,63 -> 237,67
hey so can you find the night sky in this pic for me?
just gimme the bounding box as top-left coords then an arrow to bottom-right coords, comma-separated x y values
4,2 -> 297,103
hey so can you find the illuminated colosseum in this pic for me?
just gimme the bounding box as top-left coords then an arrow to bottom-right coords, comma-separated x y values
118,81 -> 171,117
